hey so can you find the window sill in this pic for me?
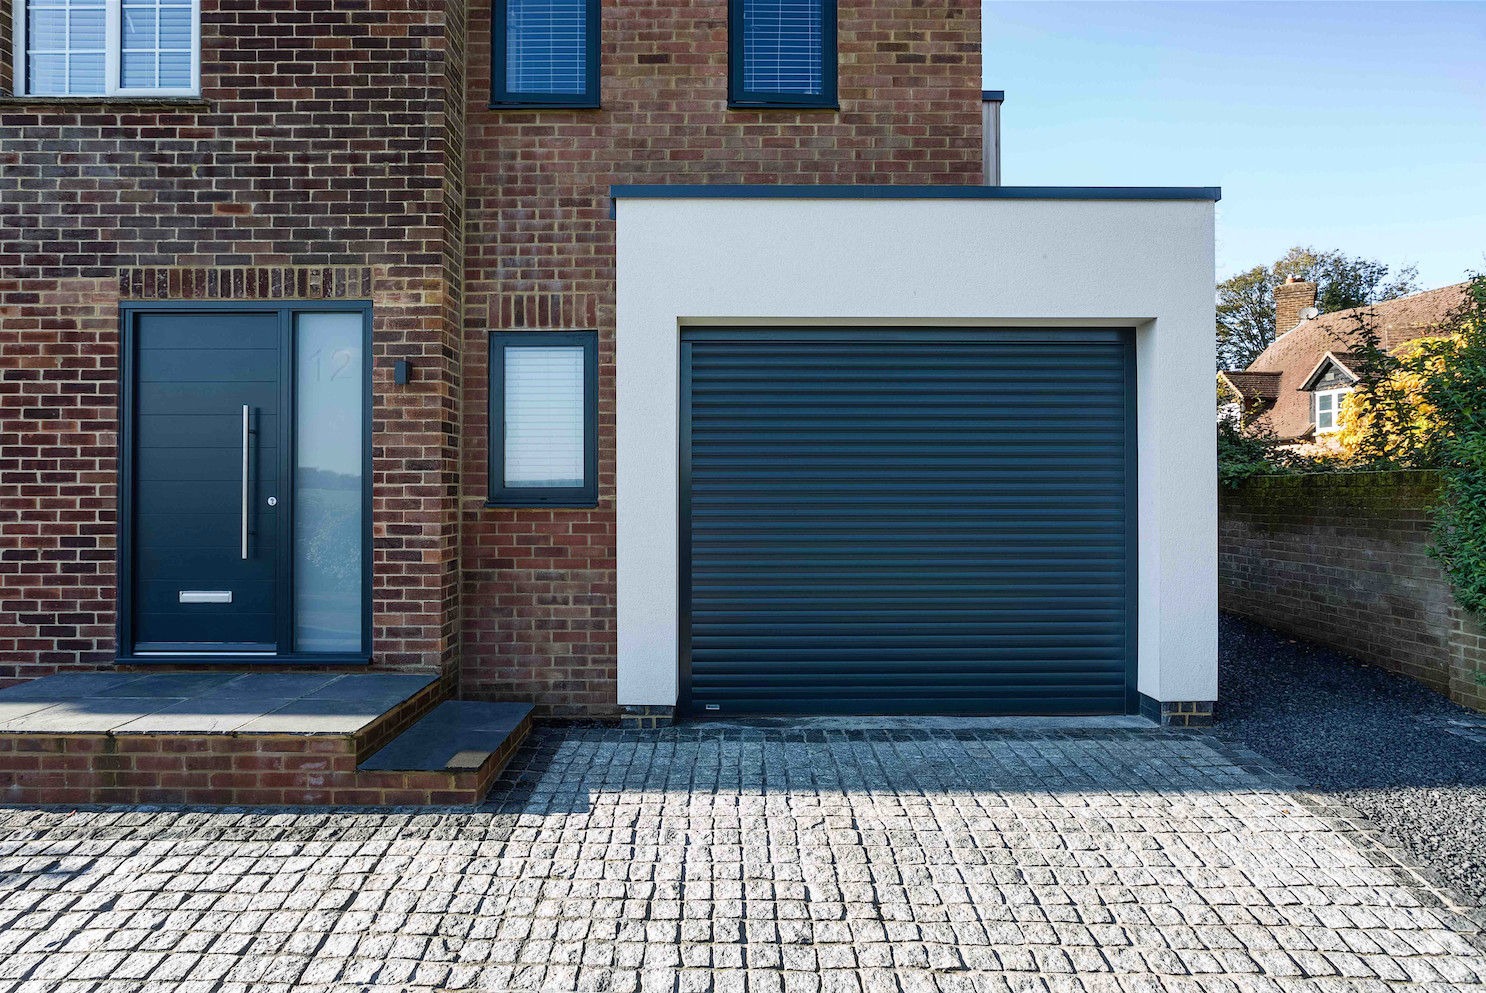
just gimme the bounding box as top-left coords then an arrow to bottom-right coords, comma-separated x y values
728,100 -> 839,111
0,95 -> 207,109
117,653 -> 371,666
483,500 -> 599,510
487,101 -> 601,111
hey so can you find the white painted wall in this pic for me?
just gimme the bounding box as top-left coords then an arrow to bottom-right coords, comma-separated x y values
615,195 -> 1217,708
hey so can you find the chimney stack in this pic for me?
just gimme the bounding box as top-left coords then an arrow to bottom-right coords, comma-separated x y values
1275,276 -> 1317,337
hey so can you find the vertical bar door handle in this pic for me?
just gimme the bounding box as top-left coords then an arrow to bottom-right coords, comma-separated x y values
241,404 -> 250,560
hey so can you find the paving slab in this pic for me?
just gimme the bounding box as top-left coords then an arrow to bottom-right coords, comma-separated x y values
0,700 -> 67,724
217,672 -> 343,697
112,697 -> 300,734
302,673 -> 437,701
0,698 -> 188,732
358,701 -> 532,771
0,671 -> 437,736
91,673 -> 240,698
0,673 -> 143,700
235,698 -> 397,734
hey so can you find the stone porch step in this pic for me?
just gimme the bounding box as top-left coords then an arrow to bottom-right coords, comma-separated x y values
356,701 -> 534,805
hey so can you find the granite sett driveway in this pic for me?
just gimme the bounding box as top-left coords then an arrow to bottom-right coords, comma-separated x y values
1,724 -> 1484,993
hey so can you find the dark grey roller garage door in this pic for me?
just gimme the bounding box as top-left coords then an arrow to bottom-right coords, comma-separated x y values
680,329 -> 1136,716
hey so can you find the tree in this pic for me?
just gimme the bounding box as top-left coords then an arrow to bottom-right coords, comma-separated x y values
1336,274 -> 1486,611
1215,247 -> 1420,370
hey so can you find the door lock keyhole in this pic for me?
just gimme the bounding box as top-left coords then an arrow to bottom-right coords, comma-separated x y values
267,496 -> 277,507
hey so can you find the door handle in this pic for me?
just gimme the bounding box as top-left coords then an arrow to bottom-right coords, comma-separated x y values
241,404 -> 250,560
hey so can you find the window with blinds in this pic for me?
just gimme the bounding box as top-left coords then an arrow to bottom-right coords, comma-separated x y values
121,0 -> 193,90
729,0 -> 836,107
488,332 -> 598,506
18,0 -> 197,96
491,0 -> 599,106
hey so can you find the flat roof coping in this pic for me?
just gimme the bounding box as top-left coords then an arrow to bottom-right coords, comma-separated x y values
609,184 -> 1222,203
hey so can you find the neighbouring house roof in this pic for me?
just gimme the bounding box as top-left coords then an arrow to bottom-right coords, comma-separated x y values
1236,282 -> 1468,440
1296,351 -> 1361,391
1218,370 -> 1281,401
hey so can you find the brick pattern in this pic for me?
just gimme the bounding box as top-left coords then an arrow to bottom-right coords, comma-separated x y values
1139,696 -> 1215,727
459,0 -> 984,715
0,0 -> 469,680
0,673 -> 528,805
1219,470 -> 1486,713
118,267 -> 375,301
0,279 -> 119,679
1274,279 -> 1317,336
619,705 -> 675,729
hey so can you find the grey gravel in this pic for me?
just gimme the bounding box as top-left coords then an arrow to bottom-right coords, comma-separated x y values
1217,612 -> 1486,905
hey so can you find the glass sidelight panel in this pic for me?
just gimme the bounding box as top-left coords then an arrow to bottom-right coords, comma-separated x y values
293,312 -> 364,652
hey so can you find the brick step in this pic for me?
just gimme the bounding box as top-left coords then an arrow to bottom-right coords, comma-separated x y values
0,671 -> 452,806
356,701 -> 534,805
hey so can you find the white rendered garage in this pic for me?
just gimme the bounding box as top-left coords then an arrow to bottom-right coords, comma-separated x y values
613,187 -> 1219,720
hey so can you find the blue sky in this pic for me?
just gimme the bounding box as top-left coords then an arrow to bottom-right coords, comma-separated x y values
983,1 -> 1486,288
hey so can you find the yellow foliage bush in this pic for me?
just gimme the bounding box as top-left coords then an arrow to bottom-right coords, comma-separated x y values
1334,335 -> 1458,454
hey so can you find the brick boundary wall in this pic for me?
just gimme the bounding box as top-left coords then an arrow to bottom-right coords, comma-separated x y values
1219,470 -> 1486,713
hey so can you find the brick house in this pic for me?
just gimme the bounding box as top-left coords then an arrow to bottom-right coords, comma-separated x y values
1220,278 -> 1468,442
2,0 -> 1220,731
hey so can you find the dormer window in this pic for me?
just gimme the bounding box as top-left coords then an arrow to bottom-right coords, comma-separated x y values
14,0 -> 199,97
1314,388 -> 1349,433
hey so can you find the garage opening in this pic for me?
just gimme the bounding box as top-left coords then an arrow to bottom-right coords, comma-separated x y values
679,329 -> 1136,716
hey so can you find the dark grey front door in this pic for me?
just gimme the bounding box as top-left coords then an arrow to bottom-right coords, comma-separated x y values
124,304 -> 370,661
130,311 -> 283,651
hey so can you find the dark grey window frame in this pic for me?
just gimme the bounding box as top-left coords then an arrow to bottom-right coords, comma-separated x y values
116,301 -> 374,666
489,0 -> 602,109
728,0 -> 838,109
486,330 -> 600,508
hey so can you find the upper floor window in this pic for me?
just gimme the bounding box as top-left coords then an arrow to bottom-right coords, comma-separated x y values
729,0 -> 836,108
13,0 -> 199,97
491,0 -> 600,108
1314,388 -> 1350,434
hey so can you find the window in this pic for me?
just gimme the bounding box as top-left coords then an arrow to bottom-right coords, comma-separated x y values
490,0 -> 599,107
488,331 -> 598,506
729,0 -> 836,108
14,0 -> 198,97
1314,388 -> 1350,434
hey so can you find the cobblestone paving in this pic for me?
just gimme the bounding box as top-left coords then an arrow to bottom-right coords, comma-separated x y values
1,726 -> 1485,993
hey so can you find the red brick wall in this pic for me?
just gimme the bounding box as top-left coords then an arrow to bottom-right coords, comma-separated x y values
1220,471 -> 1486,713
459,0 -> 984,714
1,0 -> 984,713
0,1 -> 467,680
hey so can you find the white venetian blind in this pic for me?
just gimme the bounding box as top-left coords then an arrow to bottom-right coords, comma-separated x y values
742,0 -> 824,96
505,0 -> 587,95
24,0 -> 105,95
121,0 -> 193,90
503,345 -> 586,488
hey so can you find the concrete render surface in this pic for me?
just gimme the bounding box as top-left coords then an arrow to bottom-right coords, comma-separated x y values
1,723 -> 1484,993
0,672 -> 437,735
